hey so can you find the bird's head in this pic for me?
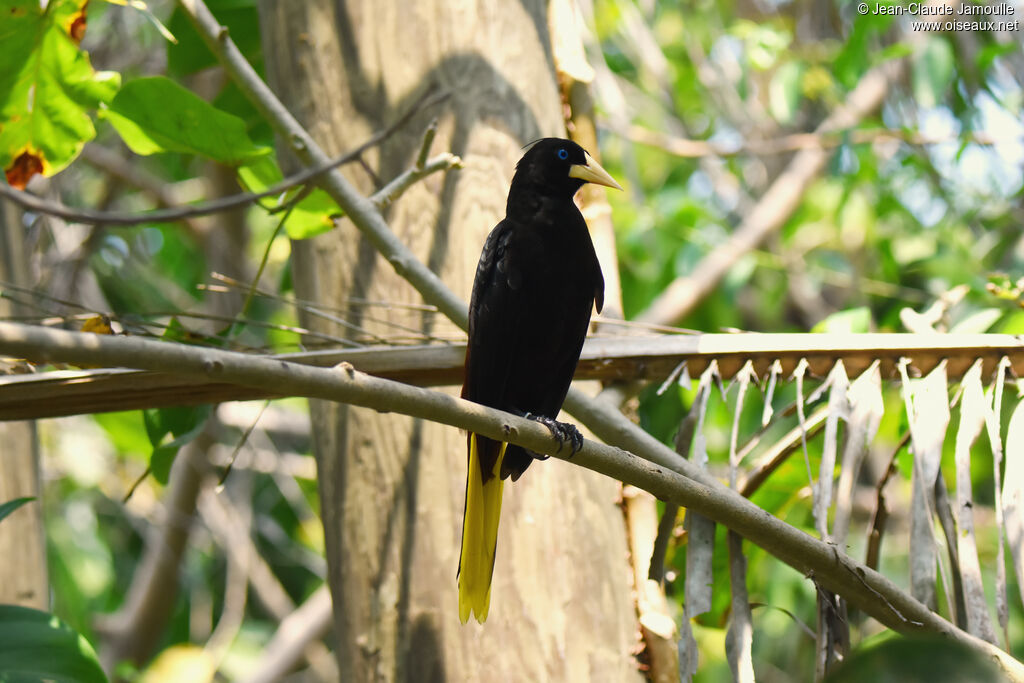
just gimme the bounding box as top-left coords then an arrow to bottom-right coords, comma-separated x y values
513,138 -> 622,198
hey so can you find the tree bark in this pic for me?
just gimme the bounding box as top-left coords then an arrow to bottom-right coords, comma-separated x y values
0,199 -> 47,609
258,2 -> 640,681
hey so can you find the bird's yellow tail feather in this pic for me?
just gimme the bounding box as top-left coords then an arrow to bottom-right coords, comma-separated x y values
458,434 -> 507,624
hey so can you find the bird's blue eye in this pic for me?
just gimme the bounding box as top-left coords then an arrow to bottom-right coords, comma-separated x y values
557,148 -> 569,160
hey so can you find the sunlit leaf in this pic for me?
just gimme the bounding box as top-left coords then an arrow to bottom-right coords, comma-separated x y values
761,359 -> 782,427
949,308 -> 1002,334
105,76 -> 269,165
986,358 -> 1011,645
0,0 -> 120,187
139,644 -> 215,683
93,411 -> 152,461
733,20 -> 791,71
812,307 -> 871,334
237,155 -> 342,239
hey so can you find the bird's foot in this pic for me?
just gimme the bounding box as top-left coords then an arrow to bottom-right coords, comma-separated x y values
524,413 -> 584,456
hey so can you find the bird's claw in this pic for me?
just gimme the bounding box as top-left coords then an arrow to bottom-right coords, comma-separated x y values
524,413 -> 584,456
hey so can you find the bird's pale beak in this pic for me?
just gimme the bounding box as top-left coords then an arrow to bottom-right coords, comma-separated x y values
568,152 -> 623,191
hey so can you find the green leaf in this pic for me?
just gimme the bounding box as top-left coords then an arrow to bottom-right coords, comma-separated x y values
166,0 -> 262,77
0,604 -> 108,683
238,155 -> 341,239
144,404 -> 212,484
949,308 -> 1002,334
139,318 -> 217,483
0,0 -> 120,185
812,307 -> 871,334
874,41 -> 913,64
0,497 -> 34,525
825,633 -> 1001,682
160,315 -> 215,346
769,61 -> 804,125
732,20 -> 790,71
832,10 -> 895,88
105,76 -> 269,165
975,41 -> 1016,75
912,37 -> 954,108
92,412 -> 151,462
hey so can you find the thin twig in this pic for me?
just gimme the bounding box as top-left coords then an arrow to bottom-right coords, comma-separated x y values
154,4 -> 1024,679
865,431 -> 911,571
177,0 -> 469,329
648,412 -> 695,583
217,400 -> 270,487
0,89 -> 449,227
738,405 -> 830,498
237,585 -> 335,683
614,123 -> 1020,159
633,56 -> 909,326
4,321 -> 1022,680
370,153 -> 463,212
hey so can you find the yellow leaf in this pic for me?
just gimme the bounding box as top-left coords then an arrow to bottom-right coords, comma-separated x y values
80,314 -> 113,335
140,645 -> 216,683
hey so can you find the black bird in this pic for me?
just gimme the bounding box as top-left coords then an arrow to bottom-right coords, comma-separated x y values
458,138 -> 621,623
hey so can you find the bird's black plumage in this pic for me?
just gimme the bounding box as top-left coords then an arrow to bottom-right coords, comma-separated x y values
463,138 -> 608,481
457,138 -> 620,623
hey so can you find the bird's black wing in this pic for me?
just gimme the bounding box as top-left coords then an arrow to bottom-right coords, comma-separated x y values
463,218 -> 521,409
462,218 -> 525,484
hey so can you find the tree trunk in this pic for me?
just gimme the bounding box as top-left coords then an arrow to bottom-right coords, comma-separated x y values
0,199 -> 47,609
258,2 -> 641,681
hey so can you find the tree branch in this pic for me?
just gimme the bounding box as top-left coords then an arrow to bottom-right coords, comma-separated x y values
370,153 -> 463,212
633,57 -> 904,326
155,3 -> 1024,677
0,89 -> 448,227
238,585 -> 335,683
5,332 -> 1023,420
177,0 -> 470,329
96,438 -> 210,671
1,322 -> 1021,680
613,123 -> 1020,159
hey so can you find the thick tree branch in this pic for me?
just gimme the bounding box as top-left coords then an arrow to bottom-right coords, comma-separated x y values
1,322 -> 1021,680
143,4 -> 1024,678
4,332 -> 1023,420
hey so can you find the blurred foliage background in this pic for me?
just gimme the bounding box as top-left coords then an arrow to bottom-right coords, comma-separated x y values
589,0 -> 1024,678
4,0 -> 1023,679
